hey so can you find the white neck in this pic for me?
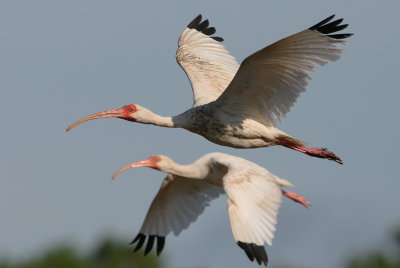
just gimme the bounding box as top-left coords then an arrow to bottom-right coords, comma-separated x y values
164,161 -> 209,180
143,113 -> 175,127
136,107 -> 187,128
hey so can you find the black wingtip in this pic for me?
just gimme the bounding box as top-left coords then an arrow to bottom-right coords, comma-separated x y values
144,235 -> 155,256
309,15 -> 353,39
328,33 -> 354,39
132,233 -> 146,253
130,233 -> 165,256
187,14 -> 202,29
237,242 -> 268,266
129,233 -> 144,245
186,14 -> 224,42
156,236 -> 166,256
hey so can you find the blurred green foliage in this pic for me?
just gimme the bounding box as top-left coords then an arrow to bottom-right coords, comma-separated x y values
1,227 -> 400,268
347,227 -> 400,268
0,238 -> 161,268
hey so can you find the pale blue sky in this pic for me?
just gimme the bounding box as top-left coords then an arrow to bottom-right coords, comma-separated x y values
1,1 -> 399,267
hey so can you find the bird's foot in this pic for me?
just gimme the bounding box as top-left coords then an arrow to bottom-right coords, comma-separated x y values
303,147 -> 343,164
275,137 -> 343,164
282,190 -> 311,208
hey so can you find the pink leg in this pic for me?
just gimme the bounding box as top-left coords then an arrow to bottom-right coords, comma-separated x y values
282,190 -> 311,208
275,137 -> 343,164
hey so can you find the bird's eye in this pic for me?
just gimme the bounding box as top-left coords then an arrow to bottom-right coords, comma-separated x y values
155,157 -> 161,162
130,107 -> 135,112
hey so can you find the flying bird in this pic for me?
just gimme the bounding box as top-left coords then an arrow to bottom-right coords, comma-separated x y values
112,152 -> 311,266
67,15 -> 352,164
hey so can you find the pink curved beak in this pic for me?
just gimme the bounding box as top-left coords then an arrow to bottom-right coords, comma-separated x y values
66,107 -> 125,132
112,158 -> 157,180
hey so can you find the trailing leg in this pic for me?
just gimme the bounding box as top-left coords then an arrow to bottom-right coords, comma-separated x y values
282,190 -> 311,208
275,136 -> 343,164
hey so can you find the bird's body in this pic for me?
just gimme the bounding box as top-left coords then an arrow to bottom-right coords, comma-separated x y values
112,152 -> 310,266
174,104 -> 285,148
67,15 -> 352,164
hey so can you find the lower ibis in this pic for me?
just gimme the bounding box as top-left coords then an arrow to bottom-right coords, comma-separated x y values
112,152 -> 311,266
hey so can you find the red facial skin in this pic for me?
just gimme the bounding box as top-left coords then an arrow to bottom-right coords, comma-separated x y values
112,156 -> 162,180
66,104 -> 137,132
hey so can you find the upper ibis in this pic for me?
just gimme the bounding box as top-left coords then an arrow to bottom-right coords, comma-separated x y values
112,152 -> 310,265
67,15 -> 352,164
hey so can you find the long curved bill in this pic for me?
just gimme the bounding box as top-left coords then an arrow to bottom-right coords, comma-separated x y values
66,108 -> 124,132
112,158 -> 156,180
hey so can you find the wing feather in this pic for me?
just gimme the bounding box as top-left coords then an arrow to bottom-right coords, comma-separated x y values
224,169 -> 283,247
216,15 -> 353,125
130,174 -> 223,255
222,167 -> 282,266
177,15 -> 239,107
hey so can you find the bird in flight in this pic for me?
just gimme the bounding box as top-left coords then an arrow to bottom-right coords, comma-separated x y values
112,152 -> 311,266
67,15 -> 352,164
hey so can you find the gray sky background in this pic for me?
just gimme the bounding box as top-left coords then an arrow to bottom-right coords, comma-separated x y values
1,1 -> 399,267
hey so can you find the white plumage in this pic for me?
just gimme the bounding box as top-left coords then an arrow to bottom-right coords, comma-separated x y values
139,174 -> 223,236
217,26 -> 347,125
112,152 -> 310,266
176,17 -> 239,107
67,15 -> 352,163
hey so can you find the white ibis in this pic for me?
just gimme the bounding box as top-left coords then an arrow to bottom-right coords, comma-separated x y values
112,152 -> 310,266
67,15 -> 352,164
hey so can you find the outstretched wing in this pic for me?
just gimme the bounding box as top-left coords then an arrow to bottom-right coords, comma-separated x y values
216,15 -> 353,126
223,167 -> 284,266
130,174 -> 223,255
177,14 -> 239,107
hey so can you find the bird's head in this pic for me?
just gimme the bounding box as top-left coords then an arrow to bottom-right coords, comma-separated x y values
112,155 -> 174,180
66,104 -> 149,132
